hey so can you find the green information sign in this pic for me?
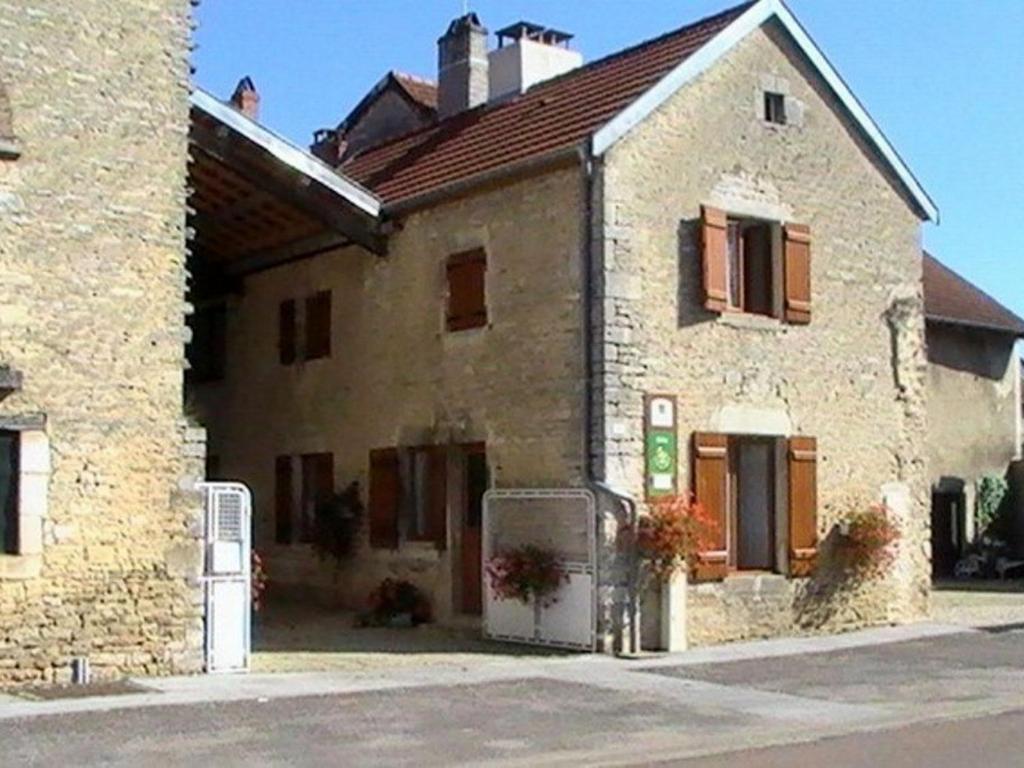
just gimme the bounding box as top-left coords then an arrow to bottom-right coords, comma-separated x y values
645,429 -> 678,498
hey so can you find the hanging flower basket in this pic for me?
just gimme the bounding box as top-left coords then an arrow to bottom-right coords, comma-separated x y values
486,545 -> 568,608
837,503 -> 901,577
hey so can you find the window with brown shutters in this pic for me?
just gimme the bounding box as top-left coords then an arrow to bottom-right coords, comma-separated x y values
274,455 -> 293,544
304,290 -> 332,360
787,436 -> 818,576
369,448 -> 400,549
446,248 -> 487,331
700,205 -> 811,324
299,453 -> 334,543
692,432 -> 818,579
784,224 -> 812,324
278,299 -> 296,365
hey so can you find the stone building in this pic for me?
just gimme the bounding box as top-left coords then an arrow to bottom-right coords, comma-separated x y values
190,0 -> 941,648
0,1 -> 203,685
923,253 -> 1024,576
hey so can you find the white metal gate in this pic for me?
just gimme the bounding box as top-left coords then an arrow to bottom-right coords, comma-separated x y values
200,481 -> 252,674
482,489 -> 596,651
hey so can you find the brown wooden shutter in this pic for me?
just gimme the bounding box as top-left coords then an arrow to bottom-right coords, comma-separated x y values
369,448 -> 400,549
274,456 -> 293,545
427,446 -> 448,550
304,291 -> 332,360
300,453 -> 334,542
783,224 -> 812,324
279,299 -> 296,365
787,436 -> 818,577
701,205 -> 728,313
692,432 -> 729,581
447,249 -> 487,331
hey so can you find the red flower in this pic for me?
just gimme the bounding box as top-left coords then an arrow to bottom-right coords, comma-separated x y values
486,545 -> 567,607
637,494 -> 719,583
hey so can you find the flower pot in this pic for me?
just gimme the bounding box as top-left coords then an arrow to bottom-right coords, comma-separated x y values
659,569 -> 688,652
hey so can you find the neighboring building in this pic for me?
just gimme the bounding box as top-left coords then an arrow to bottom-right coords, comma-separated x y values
0,1 -> 203,684
310,71 -> 437,165
190,0 -> 939,649
923,253 -> 1024,576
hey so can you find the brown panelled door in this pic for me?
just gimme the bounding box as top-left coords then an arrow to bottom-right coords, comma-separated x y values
460,443 -> 488,615
787,436 -> 818,576
692,432 -> 729,581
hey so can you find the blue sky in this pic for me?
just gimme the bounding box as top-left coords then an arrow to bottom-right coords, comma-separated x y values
194,1 -> 1024,320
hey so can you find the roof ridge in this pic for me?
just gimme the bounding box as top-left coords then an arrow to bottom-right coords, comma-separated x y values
392,70 -> 436,87
342,0 -> 752,169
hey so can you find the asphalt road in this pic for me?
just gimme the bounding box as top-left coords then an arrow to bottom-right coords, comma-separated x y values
670,708 -> 1024,768
4,626 -> 1024,767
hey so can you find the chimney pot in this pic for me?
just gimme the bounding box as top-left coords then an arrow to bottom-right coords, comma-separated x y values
230,76 -> 260,121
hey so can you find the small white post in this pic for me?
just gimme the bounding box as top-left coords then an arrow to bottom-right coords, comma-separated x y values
659,569 -> 688,652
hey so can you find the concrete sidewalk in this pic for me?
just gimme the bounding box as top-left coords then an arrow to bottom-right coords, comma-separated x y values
0,621 -> 966,721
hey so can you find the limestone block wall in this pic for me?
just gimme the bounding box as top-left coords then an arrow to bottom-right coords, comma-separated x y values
593,24 -> 930,646
0,1 -> 202,685
194,165 -> 585,622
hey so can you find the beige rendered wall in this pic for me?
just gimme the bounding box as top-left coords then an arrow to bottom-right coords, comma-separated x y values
195,166 -> 585,621
595,22 -> 930,646
0,1 -> 203,684
926,324 -> 1020,542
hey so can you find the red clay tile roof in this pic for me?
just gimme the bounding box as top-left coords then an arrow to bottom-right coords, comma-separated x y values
393,72 -> 437,112
342,3 -> 753,205
924,252 -> 1024,336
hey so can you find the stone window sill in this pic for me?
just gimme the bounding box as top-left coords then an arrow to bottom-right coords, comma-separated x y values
0,553 -> 41,580
717,312 -> 786,333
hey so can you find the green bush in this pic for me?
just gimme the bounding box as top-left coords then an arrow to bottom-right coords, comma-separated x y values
976,475 -> 1009,538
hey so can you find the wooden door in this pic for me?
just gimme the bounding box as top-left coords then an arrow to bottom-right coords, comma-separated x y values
461,444 -> 487,615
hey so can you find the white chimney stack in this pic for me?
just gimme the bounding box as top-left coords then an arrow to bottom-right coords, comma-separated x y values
488,22 -> 582,102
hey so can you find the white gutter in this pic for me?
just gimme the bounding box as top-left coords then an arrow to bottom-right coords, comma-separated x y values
190,88 -> 381,218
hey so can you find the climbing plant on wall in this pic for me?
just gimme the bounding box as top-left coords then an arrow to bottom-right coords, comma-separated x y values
976,475 -> 1009,538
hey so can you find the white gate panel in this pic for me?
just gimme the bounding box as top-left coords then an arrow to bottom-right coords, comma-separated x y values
483,489 -> 596,651
200,481 -> 252,674
538,571 -> 594,648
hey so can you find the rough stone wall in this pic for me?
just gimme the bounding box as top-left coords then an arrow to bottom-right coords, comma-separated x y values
0,1 -> 202,685
594,23 -> 930,646
926,324 -> 1020,491
194,166 -> 584,622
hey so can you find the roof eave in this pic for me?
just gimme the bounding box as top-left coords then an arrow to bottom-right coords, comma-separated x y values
190,88 -> 382,218
590,0 -> 939,223
926,314 -> 1024,339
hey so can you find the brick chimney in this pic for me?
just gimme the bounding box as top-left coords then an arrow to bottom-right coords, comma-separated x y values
230,77 -> 260,120
437,13 -> 488,119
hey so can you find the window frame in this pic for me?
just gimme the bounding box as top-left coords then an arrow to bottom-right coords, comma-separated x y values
764,91 -> 787,125
724,217 -> 781,319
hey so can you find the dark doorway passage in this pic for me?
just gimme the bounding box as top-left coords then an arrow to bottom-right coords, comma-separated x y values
932,490 -> 964,578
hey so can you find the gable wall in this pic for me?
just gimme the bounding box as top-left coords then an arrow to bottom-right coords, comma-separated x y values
342,88 -> 432,160
595,22 -> 929,645
0,1 -> 202,684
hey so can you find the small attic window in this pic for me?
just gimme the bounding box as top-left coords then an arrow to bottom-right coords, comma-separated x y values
764,92 -> 787,125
